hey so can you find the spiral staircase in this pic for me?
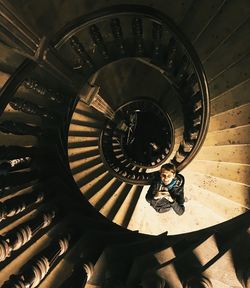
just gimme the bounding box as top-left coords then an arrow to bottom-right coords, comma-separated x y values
0,1 -> 249,287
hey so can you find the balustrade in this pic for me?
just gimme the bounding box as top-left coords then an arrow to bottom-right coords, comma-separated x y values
111,18 -> 125,55
9,98 -> 54,120
89,25 -> 109,60
0,146 -> 37,160
0,170 -> 38,191
0,121 -> 42,136
0,190 -> 44,222
23,79 -> 64,104
0,209 -> 56,262
132,17 -> 144,56
0,157 -> 31,176
152,22 -> 163,59
2,234 -> 71,288
70,36 -> 94,70
175,55 -> 190,84
166,38 -> 178,71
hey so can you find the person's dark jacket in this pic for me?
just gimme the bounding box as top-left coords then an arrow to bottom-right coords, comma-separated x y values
145,173 -> 185,215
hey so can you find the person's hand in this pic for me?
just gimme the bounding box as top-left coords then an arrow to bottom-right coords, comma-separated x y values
154,191 -> 164,199
163,193 -> 174,202
154,191 -> 173,201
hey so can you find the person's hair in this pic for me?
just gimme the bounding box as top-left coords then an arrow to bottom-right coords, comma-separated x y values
160,163 -> 176,175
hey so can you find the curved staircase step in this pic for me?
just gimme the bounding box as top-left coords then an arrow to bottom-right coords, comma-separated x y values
210,78 -> 250,115
194,0 -> 250,62
209,53 -> 250,100
113,185 -> 143,228
187,160 -> 250,185
195,144 -> 250,164
69,155 -> 101,172
69,122 -> 102,133
93,179 -> 123,211
183,168 -> 249,205
68,139 -> 99,149
68,148 -> 100,163
186,183 -> 248,219
77,167 -> 108,191
203,124 -> 250,146
68,146 -> 100,160
126,186 -> 224,235
68,130 -> 101,137
204,17 -> 250,81
99,183 -> 130,218
84,173 -> 114,200
180,0 -> 225,43
208,103 -> 250,132
74,106 -> 105,123
71,157 -> 102,175
72,162 -> 104,182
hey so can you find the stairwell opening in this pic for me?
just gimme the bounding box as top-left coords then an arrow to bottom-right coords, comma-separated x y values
0,2 -> 249,287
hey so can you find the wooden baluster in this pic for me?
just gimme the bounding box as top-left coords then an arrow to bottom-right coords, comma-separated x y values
132,17 -> 144,56
23,79 -> 64,104
70,36 -> 94,70
184,73 -> 198,92
9,97 -> 54,120
0,191 -> 44,222
89,25 -> 109,60
0,170 -> 38,192
192,113 -> 202,127
181,140 -> 194,153
60,262 -> 92,288
0,145 -> 38,160
175,55 -> 190,84
166,38 -> 178,72
186,126 -> 200,141
183,275 -> 213,288
0,121 -> 42,136
0,157 -> 31,176
111,18 -> 126,55
0,236 -> 11,262
0,210 -> 56,262
0,162 -> 12,176
152,22 -> 163,60
2,234 -> 71,288
1,275 -> 26,287
190,91 -> 202,112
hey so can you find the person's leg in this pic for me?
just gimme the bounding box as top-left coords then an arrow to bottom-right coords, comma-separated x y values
154,198 -> 171,213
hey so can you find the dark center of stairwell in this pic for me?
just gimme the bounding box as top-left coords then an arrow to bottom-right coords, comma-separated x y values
112,99 -> 173,167
122,110 -> 170,165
